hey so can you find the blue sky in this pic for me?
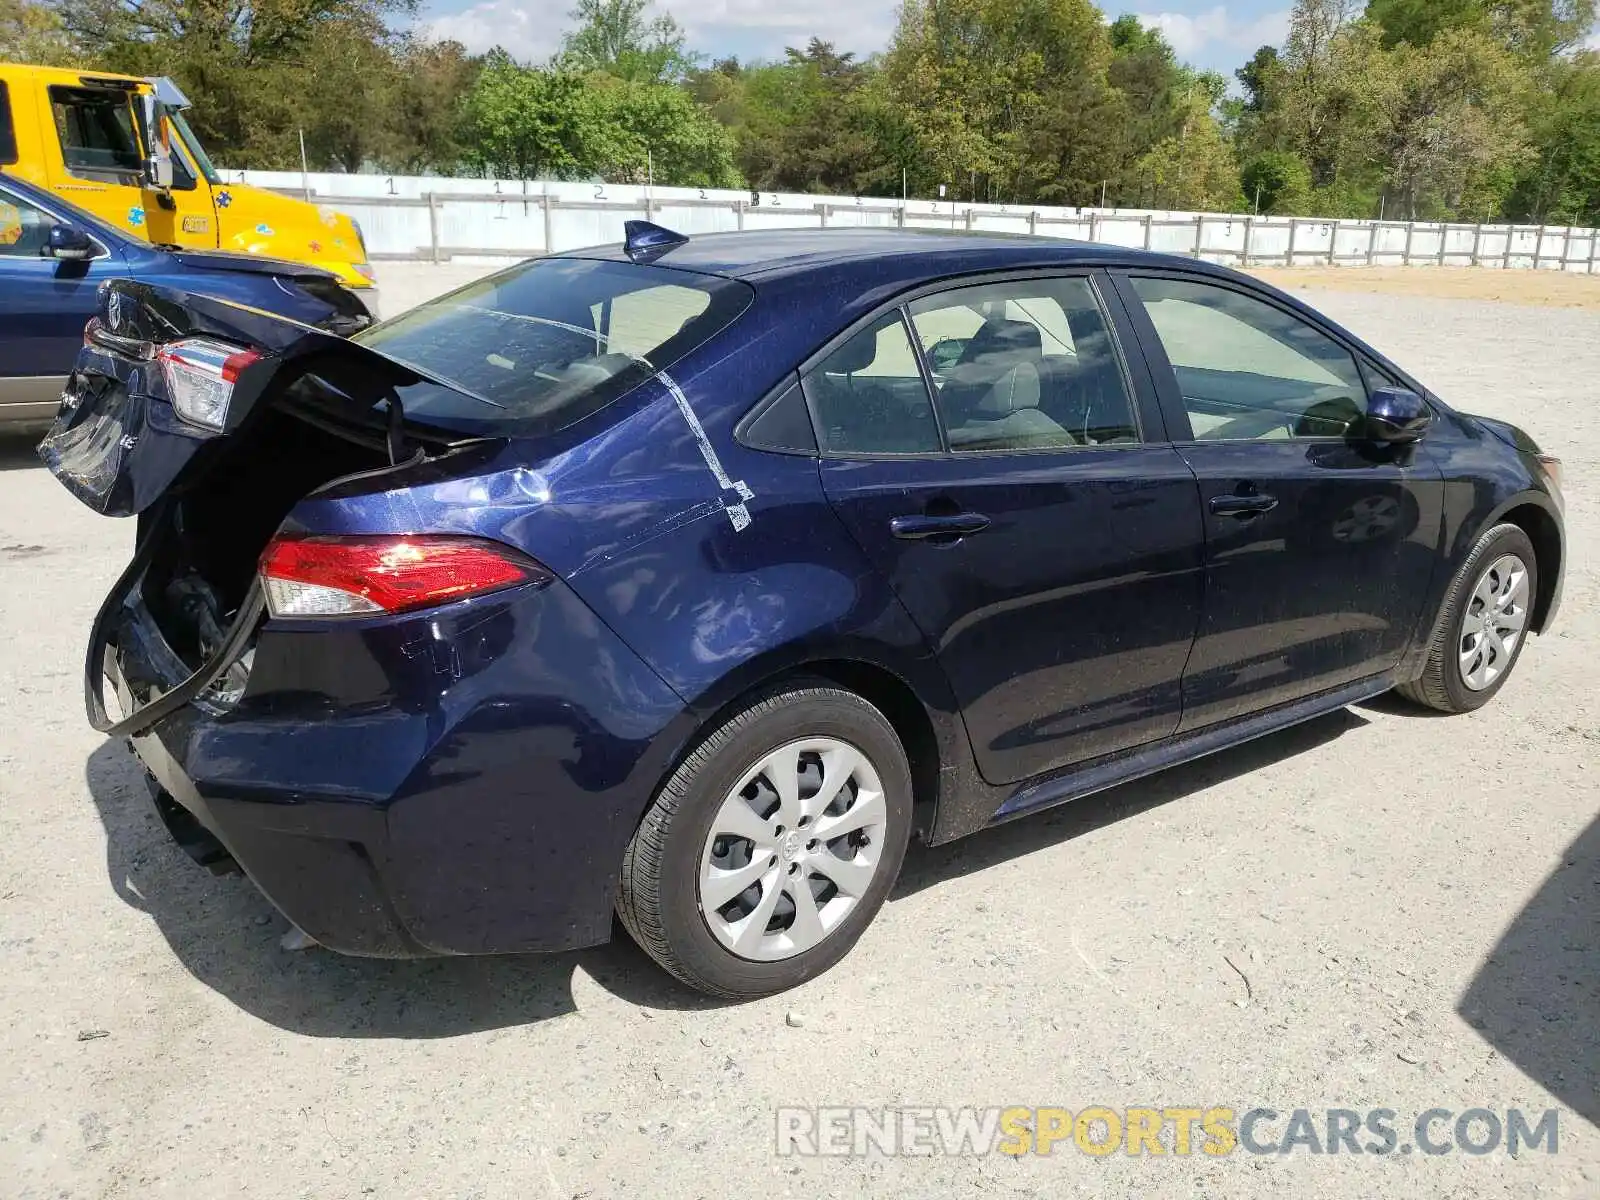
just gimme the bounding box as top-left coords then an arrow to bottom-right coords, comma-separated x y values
418,0 -> 1299,76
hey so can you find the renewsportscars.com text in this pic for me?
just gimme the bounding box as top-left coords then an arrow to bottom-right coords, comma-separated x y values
775,1105 -> 1560,1158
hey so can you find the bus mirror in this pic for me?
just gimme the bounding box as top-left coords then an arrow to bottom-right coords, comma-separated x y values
139,93 -> 174,190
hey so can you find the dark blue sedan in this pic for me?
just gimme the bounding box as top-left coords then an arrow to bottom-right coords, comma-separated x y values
0,173 -> 370,430
41,223 -> 1564,997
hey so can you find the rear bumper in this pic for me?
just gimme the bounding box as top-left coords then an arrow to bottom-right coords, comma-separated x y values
98,572 -> 691,957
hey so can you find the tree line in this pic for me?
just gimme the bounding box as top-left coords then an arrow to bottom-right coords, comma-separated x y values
3,0 -> 1598,224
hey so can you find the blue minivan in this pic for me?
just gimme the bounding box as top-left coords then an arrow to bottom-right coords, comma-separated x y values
0,173 -> 369,429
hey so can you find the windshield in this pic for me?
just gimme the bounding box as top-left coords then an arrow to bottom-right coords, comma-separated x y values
168,110 -> 220,185
353,257 -> 753,437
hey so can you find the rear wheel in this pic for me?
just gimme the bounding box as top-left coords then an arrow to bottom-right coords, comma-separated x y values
1397,523 -> 1537,713
618,683 -> 912,998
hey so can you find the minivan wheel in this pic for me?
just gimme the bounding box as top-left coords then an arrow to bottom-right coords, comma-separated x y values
618,683 -> 913,999
1397,523 -> 1538,714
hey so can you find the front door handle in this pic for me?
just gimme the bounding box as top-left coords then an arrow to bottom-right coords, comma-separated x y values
889,513 -> 991,540
1209,493 -> 1278,518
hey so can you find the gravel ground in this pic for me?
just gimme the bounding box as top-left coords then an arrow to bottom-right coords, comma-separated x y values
0,267 -> 1595,1199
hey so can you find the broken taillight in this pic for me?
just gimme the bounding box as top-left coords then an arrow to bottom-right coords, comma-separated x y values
157,337 -> 262,432
259,535 -> 550,618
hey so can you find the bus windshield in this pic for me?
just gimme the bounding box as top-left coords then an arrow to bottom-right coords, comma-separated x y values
168,110 -> 220,185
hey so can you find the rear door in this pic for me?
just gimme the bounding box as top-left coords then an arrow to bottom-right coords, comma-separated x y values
1112,271 -> 1443,730
815,272 -> 1205,786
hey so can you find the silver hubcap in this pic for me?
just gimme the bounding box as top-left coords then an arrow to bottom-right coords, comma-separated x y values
699,738 -> 888,962
1459,554 -> 1529,691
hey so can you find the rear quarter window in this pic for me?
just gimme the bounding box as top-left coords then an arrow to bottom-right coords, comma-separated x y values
0,82 -> 17,166
355,257 -> 753,437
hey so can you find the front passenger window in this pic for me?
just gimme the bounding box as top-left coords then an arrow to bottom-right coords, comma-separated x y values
1129,276 -> 1369,441
801,312 -> 942,455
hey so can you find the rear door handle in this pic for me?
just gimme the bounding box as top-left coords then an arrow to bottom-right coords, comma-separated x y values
889,513 -> 991,540
1209,493 -> 1278,518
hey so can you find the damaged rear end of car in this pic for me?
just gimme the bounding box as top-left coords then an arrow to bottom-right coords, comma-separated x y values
41,274 -> 722,957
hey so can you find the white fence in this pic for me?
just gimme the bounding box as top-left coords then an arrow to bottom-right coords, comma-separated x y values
231,169 -> 1600,273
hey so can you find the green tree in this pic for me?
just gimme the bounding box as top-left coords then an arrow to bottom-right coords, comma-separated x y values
384,38 -> 482,174
1235,44 -> 1283,114
559,0 -> 695,83
708,40 -> 887,193
44,0 -> 421,169
1366,0 -> 1484,45
587,75 -> 739,185
1135,87 -> 1245,210
459,51 -> 737,185
1,0 -> 75,62
882,0 -> 1125,205
1369,26 -> 1534,217
1365,0 -> 1597,57
1105,15 -> 1186,201
1240,149 -> 1313,211
1508,50 -> 1600,222
459,53 -> 596,179
1277,0 -> 1364,187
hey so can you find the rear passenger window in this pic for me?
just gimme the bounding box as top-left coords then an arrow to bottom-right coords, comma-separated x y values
908,277 -> 1138,451
801,312 -> 941,455
0,82 -> 16,166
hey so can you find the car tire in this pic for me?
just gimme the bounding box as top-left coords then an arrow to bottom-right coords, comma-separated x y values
618,681 -> 913,999
1397,522 -> 1538,714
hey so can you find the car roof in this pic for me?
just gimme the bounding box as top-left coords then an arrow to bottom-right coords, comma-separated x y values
562,226 -> 1228,283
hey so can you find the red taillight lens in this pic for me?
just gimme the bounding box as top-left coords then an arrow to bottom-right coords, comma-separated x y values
259,535 -> 548,618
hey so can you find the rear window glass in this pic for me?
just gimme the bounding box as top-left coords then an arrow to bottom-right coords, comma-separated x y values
0,82 -> 16,165
355,257 -> 752,437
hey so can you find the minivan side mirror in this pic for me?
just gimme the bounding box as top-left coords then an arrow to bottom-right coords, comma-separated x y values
139,93 -> 174,190
1365,386 -> 1431,444
47,223 -> 96,261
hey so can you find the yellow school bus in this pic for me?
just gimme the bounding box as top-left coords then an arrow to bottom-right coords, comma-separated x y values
0,62 -> 378,308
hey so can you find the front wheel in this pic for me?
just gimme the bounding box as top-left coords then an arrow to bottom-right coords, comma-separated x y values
618,683 -> 913,999
1397,523 -> 1538,713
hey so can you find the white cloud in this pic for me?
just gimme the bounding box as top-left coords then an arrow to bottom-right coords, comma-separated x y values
1133,6 -> 1290,62
419,0 -> 898,64
1585,27 -> 1600,51
418,2 -> 560,62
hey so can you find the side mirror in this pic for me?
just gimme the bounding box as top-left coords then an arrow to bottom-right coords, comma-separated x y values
48,223 -> 95,261
1366,386 -> 1430,444
139,93 -> 174,190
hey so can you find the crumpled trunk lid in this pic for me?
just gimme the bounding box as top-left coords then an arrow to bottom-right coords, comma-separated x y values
38,278 -> 452,517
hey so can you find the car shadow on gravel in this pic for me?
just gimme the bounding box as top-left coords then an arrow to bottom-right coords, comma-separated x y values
85,741 -> 729,1038
0,436 -> 44,471
85,709 -> 1369,1037
894,707 -> 1367,896
1457,813 -> 1599,1129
